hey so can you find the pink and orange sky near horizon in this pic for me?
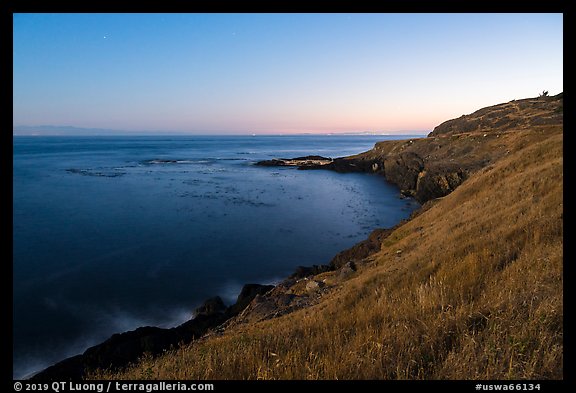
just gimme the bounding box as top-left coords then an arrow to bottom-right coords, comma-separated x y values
13,13 -> 563,135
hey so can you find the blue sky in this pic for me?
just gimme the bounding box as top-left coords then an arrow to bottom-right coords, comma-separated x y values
13,13 -> 563,134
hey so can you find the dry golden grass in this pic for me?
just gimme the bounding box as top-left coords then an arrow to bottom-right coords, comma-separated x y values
93,127 -> 562,380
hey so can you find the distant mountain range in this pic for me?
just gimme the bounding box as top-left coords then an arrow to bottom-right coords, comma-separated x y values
12,125 -> 176,136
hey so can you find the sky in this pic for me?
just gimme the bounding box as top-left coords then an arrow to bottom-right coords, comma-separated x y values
13,13 -> 563,135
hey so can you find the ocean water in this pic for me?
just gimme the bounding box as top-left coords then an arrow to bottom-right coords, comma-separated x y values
13,135 -> 421,378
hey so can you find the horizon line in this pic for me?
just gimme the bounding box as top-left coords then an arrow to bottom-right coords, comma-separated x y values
13,133 -> 430,137
13,125 -> 430,137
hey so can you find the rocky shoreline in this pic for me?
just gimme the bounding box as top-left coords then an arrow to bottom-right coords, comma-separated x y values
32,284 -> 274,379
32,93 -> 563,380
256,94 -> 563,204
254,155 -> 333,168
32,152 -> 417,380
34,227 -> 401,380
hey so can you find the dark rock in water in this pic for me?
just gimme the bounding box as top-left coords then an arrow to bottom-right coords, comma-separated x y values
290,264 -> 332,279
66,168 -> 126,178
255,159 -> 288,167
255,156 -> 333,168
195,296 -> 226,316
292,155 -> 331,161
32,284 -> 274,380
143,159 -> 179,164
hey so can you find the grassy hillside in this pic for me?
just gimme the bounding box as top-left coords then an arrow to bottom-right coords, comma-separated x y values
93,99 -> 563,380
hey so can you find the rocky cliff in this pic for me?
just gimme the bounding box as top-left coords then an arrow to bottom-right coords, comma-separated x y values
282,93 -> 563,204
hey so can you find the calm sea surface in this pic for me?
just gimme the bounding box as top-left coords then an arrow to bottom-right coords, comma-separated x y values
13,135 -> 421,377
